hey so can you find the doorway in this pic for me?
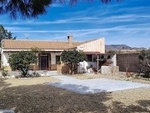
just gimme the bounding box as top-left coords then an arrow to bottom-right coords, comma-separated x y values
40,53 -> 50,70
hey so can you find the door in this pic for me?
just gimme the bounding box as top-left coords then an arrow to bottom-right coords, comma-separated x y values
40,55 -> 48,70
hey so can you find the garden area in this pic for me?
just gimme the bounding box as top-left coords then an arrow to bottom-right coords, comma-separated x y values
0,48 -> 150,113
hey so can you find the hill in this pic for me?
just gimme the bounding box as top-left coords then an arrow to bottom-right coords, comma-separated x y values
105,44 -> 145,52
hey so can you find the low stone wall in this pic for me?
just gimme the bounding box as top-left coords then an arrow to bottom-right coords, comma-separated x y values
51,64 -> 57,70
101,66 -> 119,75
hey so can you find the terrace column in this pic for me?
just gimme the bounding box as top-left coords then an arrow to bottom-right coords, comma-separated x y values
96,54 -> 100,74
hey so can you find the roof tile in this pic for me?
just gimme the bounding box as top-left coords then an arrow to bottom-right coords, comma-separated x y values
2,39 -> 83,50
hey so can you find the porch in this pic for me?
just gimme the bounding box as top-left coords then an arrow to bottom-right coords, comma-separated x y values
29,52 -> 61,71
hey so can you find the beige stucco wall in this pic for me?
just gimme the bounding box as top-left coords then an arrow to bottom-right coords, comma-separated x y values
77,38 -> 105,53
51,52 -> 61,64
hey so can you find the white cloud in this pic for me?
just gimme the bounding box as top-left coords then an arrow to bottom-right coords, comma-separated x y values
5,13 -> 150,26
1,1 -> 150,48
5,26 -> 31,31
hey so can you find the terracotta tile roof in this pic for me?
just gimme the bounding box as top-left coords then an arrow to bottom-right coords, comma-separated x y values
2,39 -> 83,50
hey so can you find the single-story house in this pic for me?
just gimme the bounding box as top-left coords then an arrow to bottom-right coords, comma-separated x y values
1,36 -> 105,71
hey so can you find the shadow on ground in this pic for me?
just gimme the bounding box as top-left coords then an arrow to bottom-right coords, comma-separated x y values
49,82 -> 106,94
0,79 -> 110,113
0,78 -> 150,113
110,100 -> 150,113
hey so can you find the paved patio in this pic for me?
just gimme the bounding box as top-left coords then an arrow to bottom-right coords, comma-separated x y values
49,75 -> 150,94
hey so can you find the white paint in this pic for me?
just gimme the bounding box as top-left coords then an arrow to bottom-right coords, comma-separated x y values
111,54 -> 117,66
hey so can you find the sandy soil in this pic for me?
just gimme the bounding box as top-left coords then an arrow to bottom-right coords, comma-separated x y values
0,75 -> 150,113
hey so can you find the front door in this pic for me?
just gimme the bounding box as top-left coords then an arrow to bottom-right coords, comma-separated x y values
40,55 -> 49,70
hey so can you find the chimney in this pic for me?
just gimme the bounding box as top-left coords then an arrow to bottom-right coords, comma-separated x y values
68,35 -> 73,45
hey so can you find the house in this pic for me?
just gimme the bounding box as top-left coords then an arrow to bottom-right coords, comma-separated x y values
1,36 -> 105,71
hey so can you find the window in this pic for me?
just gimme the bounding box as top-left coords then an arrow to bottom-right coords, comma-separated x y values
56,56 -> 60,64
86,54 -> 92,62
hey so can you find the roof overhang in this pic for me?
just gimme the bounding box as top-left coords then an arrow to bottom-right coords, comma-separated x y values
2,49 -> 64,52
84,51 -> 101,55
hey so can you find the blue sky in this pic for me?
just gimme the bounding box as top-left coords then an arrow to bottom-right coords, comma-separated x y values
0,0 -> 150,48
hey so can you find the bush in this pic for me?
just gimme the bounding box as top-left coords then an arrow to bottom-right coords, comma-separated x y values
61,50 -> 87,74
1,67 -> 9,77
138,49 -> 150,78
8,51 -> 37,77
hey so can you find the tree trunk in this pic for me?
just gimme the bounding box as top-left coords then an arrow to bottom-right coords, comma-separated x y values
70,64 -> 73,75
20,68 -> 28,77
73,63 -> 77,74
67,63 -> 73,75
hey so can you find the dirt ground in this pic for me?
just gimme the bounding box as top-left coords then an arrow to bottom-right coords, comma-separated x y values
72,73 -> 150,84
0,75 -> 150,113
0,76 -> 60,87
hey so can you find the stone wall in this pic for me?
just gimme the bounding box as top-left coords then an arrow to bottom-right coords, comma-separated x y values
101,66 -> 119,75
117,53 -> 140,72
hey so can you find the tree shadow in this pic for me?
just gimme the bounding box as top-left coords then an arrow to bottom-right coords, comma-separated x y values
137,100 -> 150,108
0,84 -> 111,113
110,100 -> 150,113
49,82 -> 106,94
1,79 -> 149,113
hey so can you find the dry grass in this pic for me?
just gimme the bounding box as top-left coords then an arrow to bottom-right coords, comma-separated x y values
0,75 -> 150,113
71,73 -> 150,84
1,76 -> 60,87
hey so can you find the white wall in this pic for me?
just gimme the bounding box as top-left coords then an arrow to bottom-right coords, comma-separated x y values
77,38 -> 105,53
77,61 -> 97,73
111,54 -> 117,66
1,53 -> 10,67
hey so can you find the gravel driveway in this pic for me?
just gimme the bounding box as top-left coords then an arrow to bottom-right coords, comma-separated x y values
49,75 -> 150,94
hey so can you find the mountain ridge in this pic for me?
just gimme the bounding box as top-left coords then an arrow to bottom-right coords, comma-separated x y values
105,44 -> 145,51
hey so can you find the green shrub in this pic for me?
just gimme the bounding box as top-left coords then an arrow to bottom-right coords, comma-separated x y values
8,51 -> 37,77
